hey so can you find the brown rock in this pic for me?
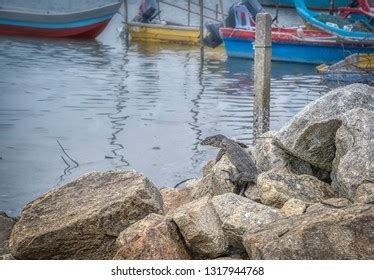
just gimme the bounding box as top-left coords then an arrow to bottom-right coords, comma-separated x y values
280,198 -> 307,217
114,214 -> 190,260
212,193 -> 281,249
173,196 -> 228,258
9,171 -> 163,259
257,167 -> 336,208
160,187 -> 193,215
307,198 -> 352,213
0,213 -> 16,255
243,204 -> 374,259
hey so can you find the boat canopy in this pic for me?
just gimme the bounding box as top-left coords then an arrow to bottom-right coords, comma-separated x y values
294,0 -> 374,42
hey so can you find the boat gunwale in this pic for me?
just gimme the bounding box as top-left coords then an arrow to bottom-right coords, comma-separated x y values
128,21 -> 200,32
0,2 -> 121,24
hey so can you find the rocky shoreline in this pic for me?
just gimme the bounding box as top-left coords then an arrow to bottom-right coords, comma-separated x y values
1,83 -> 373,260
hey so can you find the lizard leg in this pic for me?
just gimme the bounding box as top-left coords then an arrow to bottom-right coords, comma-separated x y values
215,148 -> 226,162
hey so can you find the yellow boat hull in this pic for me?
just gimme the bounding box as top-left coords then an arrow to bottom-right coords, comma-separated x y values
128,22 -> 200,45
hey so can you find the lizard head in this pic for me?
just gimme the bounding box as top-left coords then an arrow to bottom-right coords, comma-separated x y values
201,134 -> 227,148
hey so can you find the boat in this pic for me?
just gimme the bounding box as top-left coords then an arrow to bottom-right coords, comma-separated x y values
294,0 -> 374,42
128,21 -> 200,45
220,26 -> 374,64
317,53 -> 374,82
259,0 -> 350,10
0,0 -> 121,39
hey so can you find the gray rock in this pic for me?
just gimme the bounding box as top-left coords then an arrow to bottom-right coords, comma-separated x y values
274,84 -> 373,171
257,167 -> 337,208
243,204 -> 374,259
331,108 -> 374,200
354,183 -> 374,204
173,196 -> 228,258
254,131 -> 313,175
114,214 -> 191,260
0,213 -> 16,255
306,198 -> 352,213
280,198 -> 307,217
212,193 -> 281,249
9,171 -> 163,259
189,155 -> 236,199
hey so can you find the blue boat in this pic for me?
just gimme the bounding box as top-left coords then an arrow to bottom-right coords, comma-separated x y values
294,0 -> 374,42
259,0 -> 350,9
220,27 -> 374,64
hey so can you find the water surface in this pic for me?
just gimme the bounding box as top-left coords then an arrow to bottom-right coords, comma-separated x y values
0,5 -> 336,215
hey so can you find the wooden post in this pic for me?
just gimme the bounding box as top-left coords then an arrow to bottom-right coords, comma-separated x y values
123,0 -> 129,42
219,0 -> 225,26
253,13 -> 272,141
199,0 -> 204,48
188,0 -> 191,26
215,4 -> 219,20
157,0 -> 161,20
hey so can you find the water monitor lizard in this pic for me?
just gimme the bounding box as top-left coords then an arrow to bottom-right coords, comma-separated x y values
201,134 -> 259,196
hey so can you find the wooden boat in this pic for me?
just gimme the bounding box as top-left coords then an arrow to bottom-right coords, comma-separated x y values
127,21 -> 200,45
294,0 -> 374,42
220,26 -> 374,64
259,0 -> 350,9
317,53 -> 374,82
0,0 -> 121,39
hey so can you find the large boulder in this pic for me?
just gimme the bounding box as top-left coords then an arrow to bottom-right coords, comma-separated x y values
331,108 -> 373,200
173,196 -> 228,258
189,155 -> 236,199
114,213 -> 190,260
0,212 -> 16,255
274,84 -> 373,171
243,204 -> 374,259
211,193 -> 281,249
160,187 -> 193,215
257,167 -> 336,208
254,131 -> 313,175
9,171 -> 163,259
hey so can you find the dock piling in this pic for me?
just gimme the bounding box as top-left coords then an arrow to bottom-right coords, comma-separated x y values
253,13 -> 272,141
123,0 -> 129,42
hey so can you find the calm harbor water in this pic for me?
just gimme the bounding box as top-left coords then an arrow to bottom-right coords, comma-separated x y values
0,4 -> 339,215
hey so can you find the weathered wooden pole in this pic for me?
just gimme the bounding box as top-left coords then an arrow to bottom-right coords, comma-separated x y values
123,0 -> 129,42
215,4 -> 219,20
253,13 -> 272,141
188,0 -> 191,26
219,0 -> 225,26
199,0 -> 204,48
199,0 -> 204,67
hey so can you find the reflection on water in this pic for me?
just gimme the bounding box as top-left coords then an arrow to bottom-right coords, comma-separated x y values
0,13 -> 334,215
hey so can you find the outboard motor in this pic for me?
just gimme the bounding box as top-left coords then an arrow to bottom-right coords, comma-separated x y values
133,0 -> 158,23
204,0 -> 265,48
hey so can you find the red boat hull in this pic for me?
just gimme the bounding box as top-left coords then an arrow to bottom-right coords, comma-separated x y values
0,19 -> 111,39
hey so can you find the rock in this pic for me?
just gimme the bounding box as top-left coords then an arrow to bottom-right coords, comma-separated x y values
173,196 -> 228,258
274,84 -> 373,171
254,131 -> 313,175
243,204 -> 374,259
113,214 -> 190,260
306,198 -> 352,213
331,108 -> 373,200
0,213 -> 16,255
190,155 -> 236,199
257,167 -> 336,208
211,193 -> 281,249
0,254 -> 15,260
354,183 -> 374,204
9,171 -> 163,260
160,187 -> 193,215
280,198 -> 307,217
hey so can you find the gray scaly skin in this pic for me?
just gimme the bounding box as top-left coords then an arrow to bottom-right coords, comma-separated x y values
201,134 -> 259,196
